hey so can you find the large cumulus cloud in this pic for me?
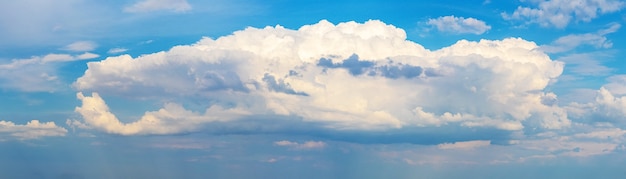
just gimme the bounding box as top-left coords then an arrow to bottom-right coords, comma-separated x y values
72,20 -> 569,136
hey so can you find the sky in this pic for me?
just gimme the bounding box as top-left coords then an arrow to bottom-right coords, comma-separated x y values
1,0 -> 626,178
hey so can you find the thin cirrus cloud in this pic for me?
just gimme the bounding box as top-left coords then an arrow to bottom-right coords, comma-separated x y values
274,140 -> 327,150
437,140 -> 491,150
0,120 -> 67,141
425,15 -> 491,35
124,0 -> 192,13
0,52 -> 99,92
71,20 -> 573,138
62,41 -> 98,52
538,24 -> 620,77
107,48 -> 128,54
556,52 -> 615,76
603,75 -> 626,95
541,23 -> 620,53
502,0 -> 625,28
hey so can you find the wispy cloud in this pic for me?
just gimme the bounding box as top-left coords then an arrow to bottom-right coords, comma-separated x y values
541,23 -> 620,53
274,140 -> 326,150
556,52 -> 615,76
107,48 -> 128,54
425,15 -> 491,35
62,41 -> 97,52
0,53 -> 99,68
502,0 -> 624,28
603,75 -> 626,95
437,140 -> 491,150
0,52 -> 99,92
124,0 -> 192,13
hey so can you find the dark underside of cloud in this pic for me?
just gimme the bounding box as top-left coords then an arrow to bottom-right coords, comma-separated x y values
175,116 -> 513,145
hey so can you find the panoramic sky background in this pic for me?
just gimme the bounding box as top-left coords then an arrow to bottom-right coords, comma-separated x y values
1,0 -> 626,178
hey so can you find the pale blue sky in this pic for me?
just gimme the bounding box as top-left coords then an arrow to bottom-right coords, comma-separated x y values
1,0 -> 626,178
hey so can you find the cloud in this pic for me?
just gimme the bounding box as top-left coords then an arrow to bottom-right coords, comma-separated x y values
502,0 -> 624,28
567,76 -> 626,124
74,20 -> 569,137
107,48 -> 128,54
0,120 -> 67,141
0,1 -> 107,48
124,0 -> 192,13
73,92 -> 250,135
574,127 -> 626,139
380,126 -> 626,166
0,53 -> 99,92
62,41 -> 97,52
76,52 -> 100,60
37,52 -> 100,63
266,158 -> 278,163
541,23 -> 620,53
274,140 -> 326,150
603,75 -> 626,95
520,129 -> 624,157
426,16 -> 491,34
555,52 -> 615,76
437,140 -> 491,150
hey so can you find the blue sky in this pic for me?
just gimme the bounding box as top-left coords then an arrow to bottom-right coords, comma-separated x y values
1,0 -> 626,178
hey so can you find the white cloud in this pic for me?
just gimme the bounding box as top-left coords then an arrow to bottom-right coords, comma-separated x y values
574,127 -> 626,140
124,0 -> 192,13
274,140 -> 326,150
266,158 -> 278,163
555,52 -> 614,76
77,52 -> 100,60
520,134 -> 621,157
0,53 -> 99,92
0,1 -> 107,48
62,41 -> 97,52
73,92 -> 250,135
0,120 -> 67,140
567,76 -> 626,124
437,140 -> 491,150
107,48 -> 128,54
40,54 -> 74,63
502,0 -> 624,28
603,75 -> 626,95
426,16 -> 491,34
74,20 -> 569,135
39,52 -> 99,63
541,24 -> 620,53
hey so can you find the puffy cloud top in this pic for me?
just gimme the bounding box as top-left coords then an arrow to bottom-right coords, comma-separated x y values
73,20 -> 568,135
